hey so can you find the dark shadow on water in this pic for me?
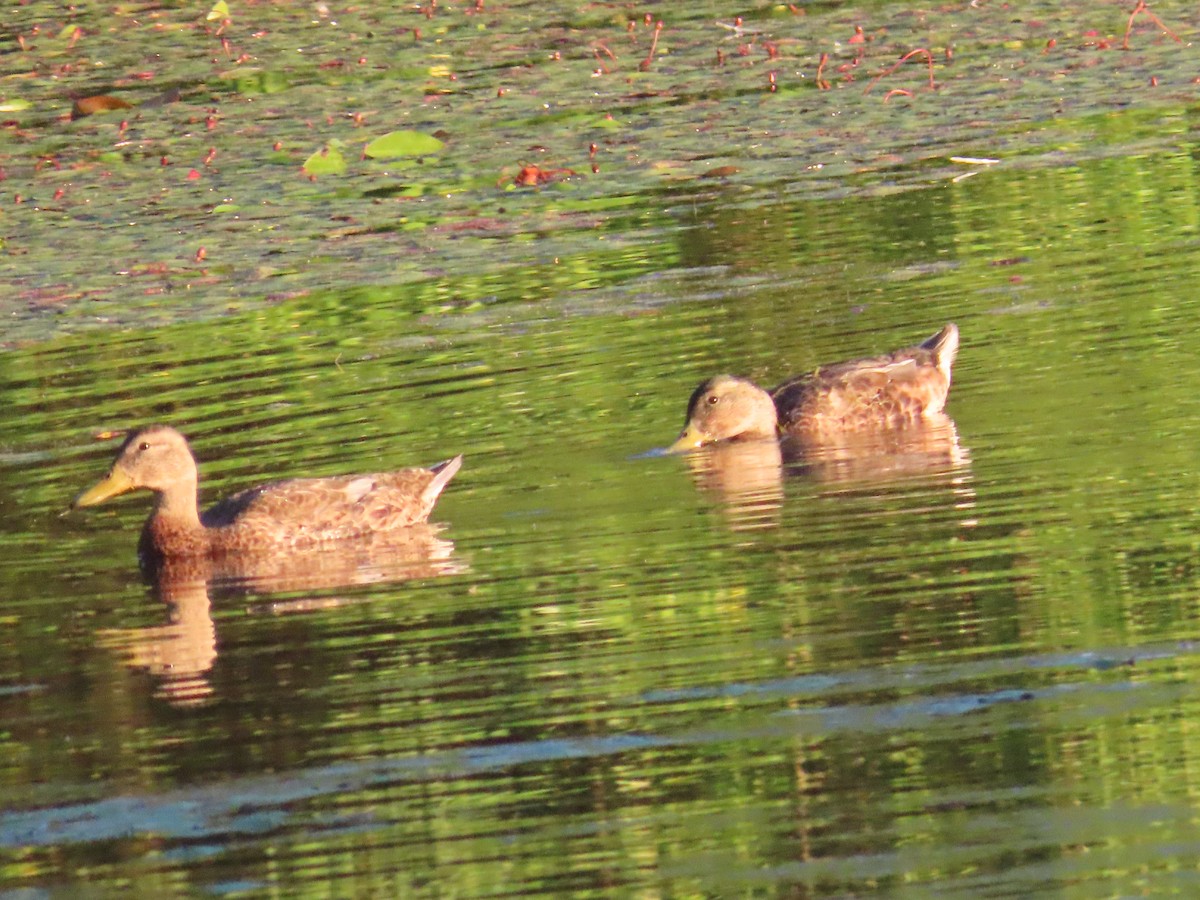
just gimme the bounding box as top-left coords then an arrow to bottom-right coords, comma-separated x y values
96,524 -> 463,706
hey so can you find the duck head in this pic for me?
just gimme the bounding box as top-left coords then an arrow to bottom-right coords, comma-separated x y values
669,375 -> 778,451
74,425 -> 199,507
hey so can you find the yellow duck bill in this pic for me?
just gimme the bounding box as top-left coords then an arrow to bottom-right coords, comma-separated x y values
73,468 -> 136,508
667,425 -> 707,453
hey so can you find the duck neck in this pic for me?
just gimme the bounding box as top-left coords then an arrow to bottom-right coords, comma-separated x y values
740,414 -> 779,440
142,476 -> 207,557
742,393 -> 780,440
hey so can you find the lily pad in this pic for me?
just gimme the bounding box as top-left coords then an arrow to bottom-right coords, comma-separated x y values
302,140 -> 347,176
363,130 -> 445,160
229,71 -> 291,96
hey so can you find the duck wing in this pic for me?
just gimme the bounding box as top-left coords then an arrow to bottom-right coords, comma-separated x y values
772,325 -> 958,431
202,456 -> 463,549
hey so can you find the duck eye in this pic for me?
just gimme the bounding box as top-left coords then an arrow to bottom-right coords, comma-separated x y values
707,395 -> 719,405
138,441 -> 151,452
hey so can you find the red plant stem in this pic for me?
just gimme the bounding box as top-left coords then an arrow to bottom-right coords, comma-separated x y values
864,48 -> 935,94
883,89 -> 913,102
1122,1 -> 1183,50
816,52 -> 830,90
640,21 -> 662,70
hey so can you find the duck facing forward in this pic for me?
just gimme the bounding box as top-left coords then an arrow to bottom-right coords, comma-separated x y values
73,425 -> 463,561
670,323 -> 959,451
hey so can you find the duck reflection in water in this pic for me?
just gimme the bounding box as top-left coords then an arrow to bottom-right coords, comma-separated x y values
668,324 -> 969,520
96,527 -> 463,706
74,425 -> 464,705
679,437 -> 787,529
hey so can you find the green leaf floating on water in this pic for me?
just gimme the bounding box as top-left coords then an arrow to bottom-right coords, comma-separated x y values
363,130 -> 444,159
230,71 -> 291,95
303,140 -> 347,176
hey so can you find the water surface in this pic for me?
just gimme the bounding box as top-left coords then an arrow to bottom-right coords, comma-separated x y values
4,0 -> 1200,896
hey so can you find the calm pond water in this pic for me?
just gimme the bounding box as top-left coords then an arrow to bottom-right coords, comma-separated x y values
5,0 -> 1200,896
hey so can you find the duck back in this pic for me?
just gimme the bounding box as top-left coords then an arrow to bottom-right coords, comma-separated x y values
772,324 -> 958,434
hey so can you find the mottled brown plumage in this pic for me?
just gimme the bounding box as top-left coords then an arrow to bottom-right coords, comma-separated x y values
73,425 -> 462,561
670,323 -> 959,450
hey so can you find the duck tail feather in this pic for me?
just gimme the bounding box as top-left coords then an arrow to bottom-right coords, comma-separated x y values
424,454 -> 463,503
922,323 -> 959,381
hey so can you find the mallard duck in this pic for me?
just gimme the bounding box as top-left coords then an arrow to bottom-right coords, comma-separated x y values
73,425 -> 463,560
670,323 -> 959,451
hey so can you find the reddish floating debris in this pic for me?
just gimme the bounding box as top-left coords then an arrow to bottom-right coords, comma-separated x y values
510,164 -> 577,187
71,94 -> 133,120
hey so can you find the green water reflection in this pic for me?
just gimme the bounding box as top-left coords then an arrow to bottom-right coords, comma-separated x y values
6,0 -> 1200,895
3,142 -> 1200,894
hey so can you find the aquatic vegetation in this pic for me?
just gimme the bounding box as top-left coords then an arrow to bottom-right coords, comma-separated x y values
0,1 -> 1196,342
